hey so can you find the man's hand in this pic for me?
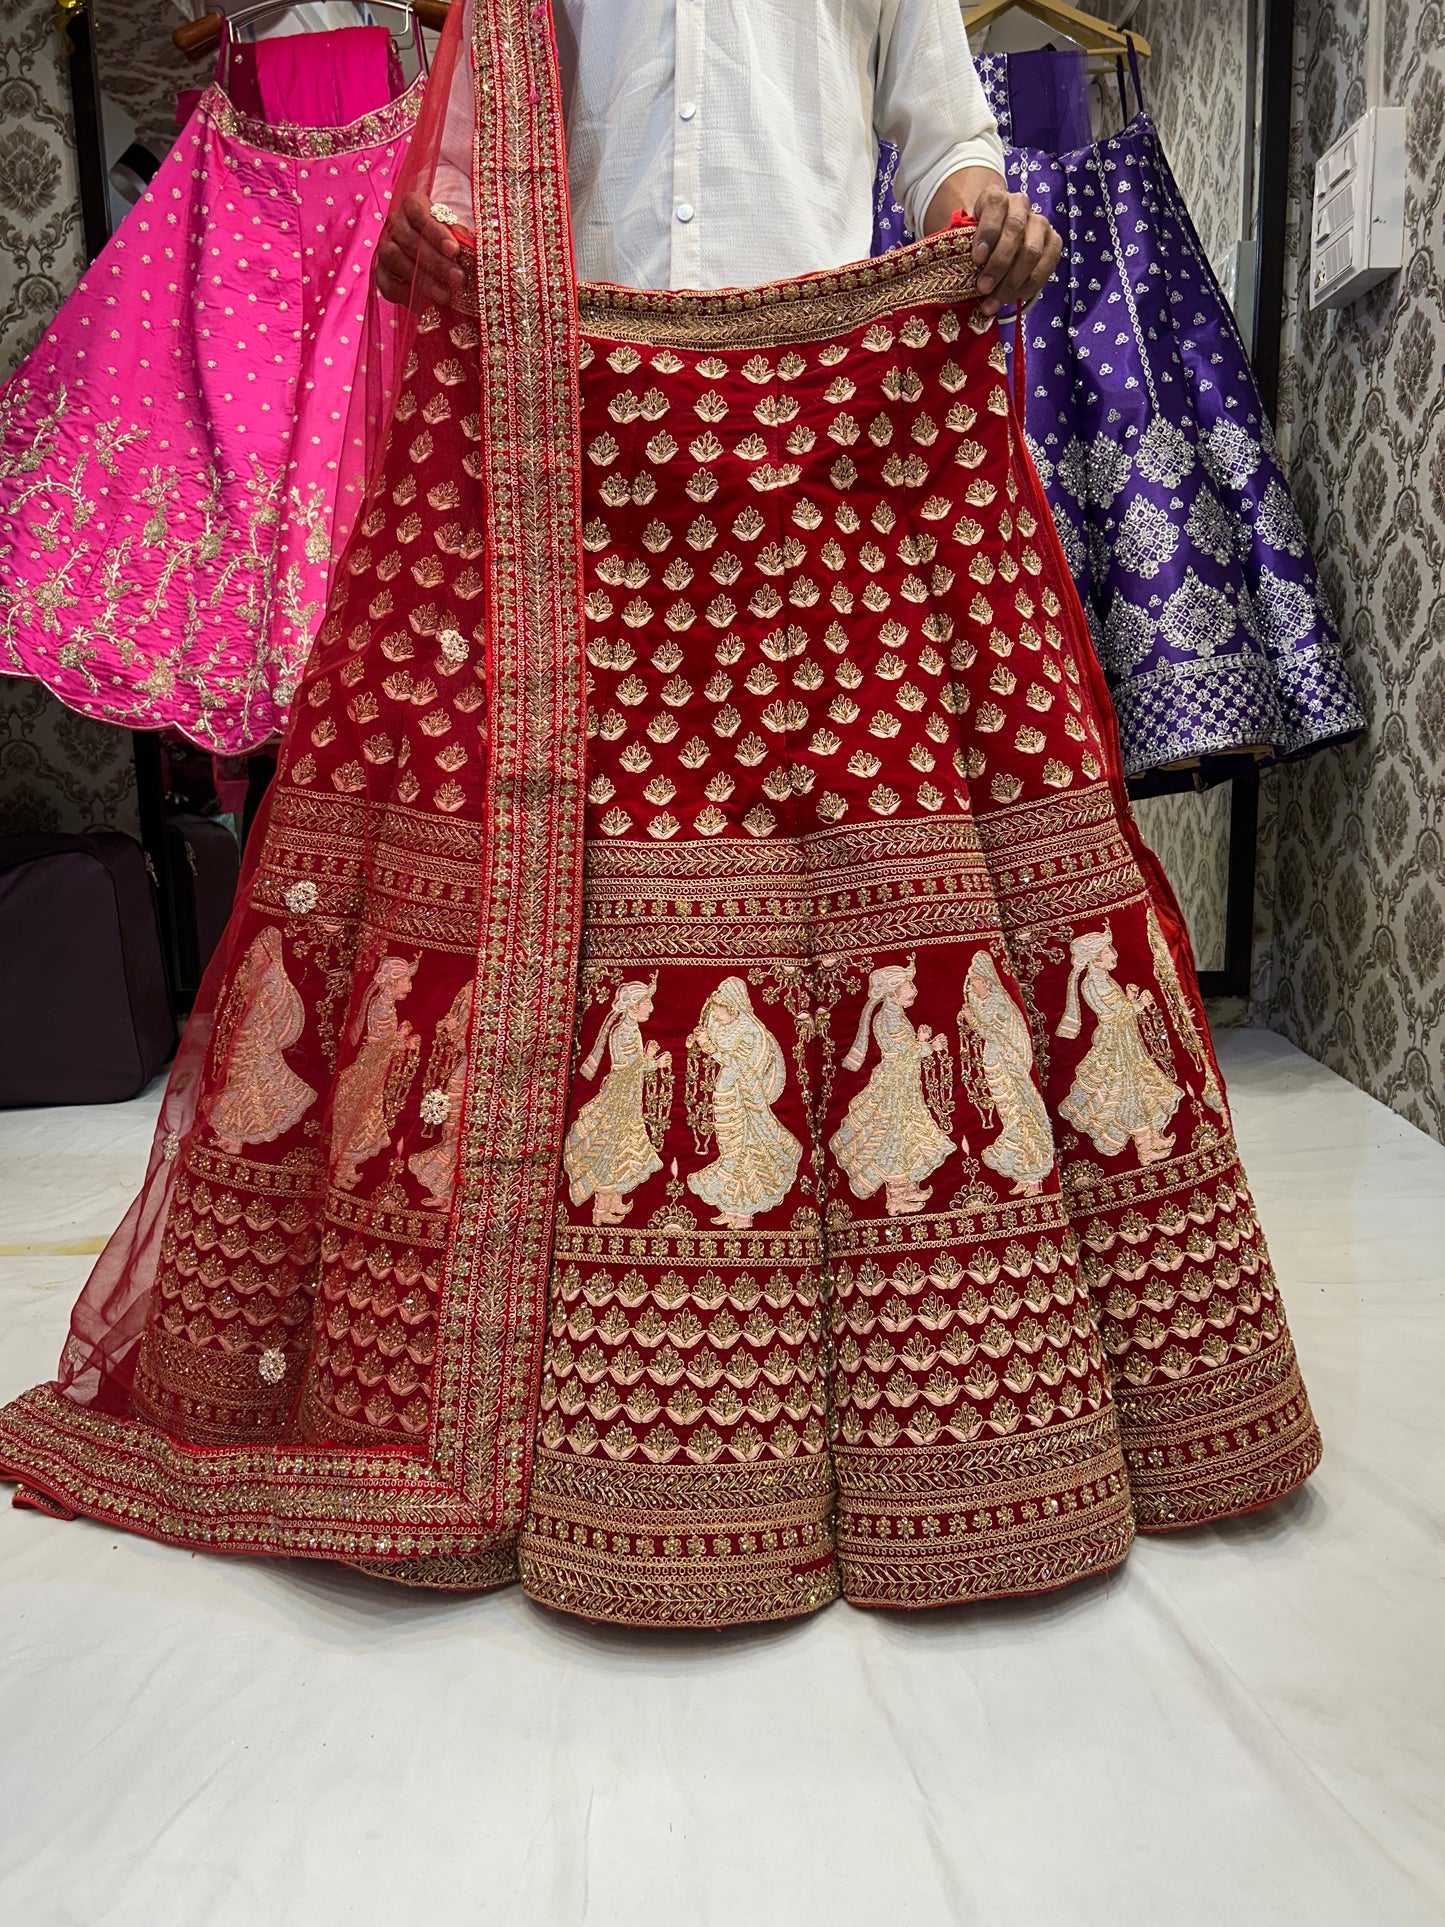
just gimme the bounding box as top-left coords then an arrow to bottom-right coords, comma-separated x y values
925,166 -> 1062,317
375,191 -> 470,307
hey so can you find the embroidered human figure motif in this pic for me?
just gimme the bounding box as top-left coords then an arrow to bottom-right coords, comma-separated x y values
1056,928 -> 1183,1165
830,961 -> 957,1216
686,977 -> 802,1229
1145,906 -> 1227,1116
207,926 -> 316,1155
960,950 -> 1054,1195
407,978 -> 476,1210
563,980 -> 672,1225
330,956 -> 421,1191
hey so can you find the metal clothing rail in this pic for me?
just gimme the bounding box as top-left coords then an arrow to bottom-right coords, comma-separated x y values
173,0 -> 450,56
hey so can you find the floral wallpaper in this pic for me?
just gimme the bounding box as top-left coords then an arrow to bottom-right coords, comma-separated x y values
1257,0 -> 1445,1143
0,0 -> 85,374
0,0 -> 138,839
94,0 -> 197,159
0,676 -> 141,836
1103,0 -> 1249,287
1100,0 -> 1253,975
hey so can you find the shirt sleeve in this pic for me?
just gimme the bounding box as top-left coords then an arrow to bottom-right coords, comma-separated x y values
874,0 -> 1006,238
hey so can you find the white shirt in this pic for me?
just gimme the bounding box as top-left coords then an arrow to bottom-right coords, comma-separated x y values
551,1 -> 1003,290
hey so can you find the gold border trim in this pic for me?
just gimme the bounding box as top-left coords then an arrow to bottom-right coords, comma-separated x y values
578,230 -> 983,347
204,74 -> 426,159
437,0 -> 589,1531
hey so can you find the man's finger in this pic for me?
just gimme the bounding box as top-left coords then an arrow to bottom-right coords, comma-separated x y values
994,227 -> 1045,303
981,213 -> 1062,313
969,185 -> 1009,265
976,194 -> 1030,294
401,191 -> 462,261
1024,223 -> 1064,302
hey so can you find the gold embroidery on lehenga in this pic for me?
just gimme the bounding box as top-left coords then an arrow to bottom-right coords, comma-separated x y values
959,951 -> 1054,1194
408,979 -> 477,1210
1056,930 -> 1184,1166
1145,906 -> 1228,1116
830,962 -> 957,1215
564,981 -> 673,1224
0,58 -> 1322,1609
685,979 -> 802,1227
330,957 -> 422,1191
207,930 -> 317,1154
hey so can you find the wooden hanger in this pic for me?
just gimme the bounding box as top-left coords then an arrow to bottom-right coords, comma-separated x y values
174,0 -> 451,57
963,0 -> 1151,60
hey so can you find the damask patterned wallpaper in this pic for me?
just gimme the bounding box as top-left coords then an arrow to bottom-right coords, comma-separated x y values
0,0 -> 139,838
94,1 -> 196,158
0,678 -> 141,836
0,0 -> 84,374
1103,0 -> 1249,286
1258,0 -> 1445,1143
1099,0 -> 1252,974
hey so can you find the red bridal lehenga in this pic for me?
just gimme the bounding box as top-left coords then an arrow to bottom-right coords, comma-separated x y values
0,0 -> 1320,1625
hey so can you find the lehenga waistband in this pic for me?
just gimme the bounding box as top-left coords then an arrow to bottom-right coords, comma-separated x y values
202,73 -> 426,160
577,229 -> 984,348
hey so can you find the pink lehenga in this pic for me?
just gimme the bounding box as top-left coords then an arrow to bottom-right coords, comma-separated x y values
0,62 -> 423,753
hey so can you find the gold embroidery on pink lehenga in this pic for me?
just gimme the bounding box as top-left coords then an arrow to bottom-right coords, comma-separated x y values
330,957 -> 422,1191
1056,930 -> 1183,1165
207,928 -> 316,1154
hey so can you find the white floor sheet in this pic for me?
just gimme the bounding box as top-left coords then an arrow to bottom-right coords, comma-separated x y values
0,1030 -> 1441,1927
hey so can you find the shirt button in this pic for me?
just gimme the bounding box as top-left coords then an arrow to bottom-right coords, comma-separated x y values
679,101 -> 698,121
676,203 -> 695,223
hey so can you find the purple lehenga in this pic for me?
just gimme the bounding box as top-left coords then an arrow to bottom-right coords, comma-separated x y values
885,49 -> 1366,791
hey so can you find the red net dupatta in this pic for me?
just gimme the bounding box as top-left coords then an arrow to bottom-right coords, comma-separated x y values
0,0 -> 586,1584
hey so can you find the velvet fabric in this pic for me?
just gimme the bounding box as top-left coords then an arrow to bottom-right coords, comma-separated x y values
0,3 -> 1320,1625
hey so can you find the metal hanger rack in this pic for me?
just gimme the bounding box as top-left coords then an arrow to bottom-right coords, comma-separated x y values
963,0 -> 1152,60
173,1 -> 449,59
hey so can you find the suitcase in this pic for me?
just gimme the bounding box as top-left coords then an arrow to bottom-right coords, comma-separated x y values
0,832 -> 175,1105
165,813 -> 241,999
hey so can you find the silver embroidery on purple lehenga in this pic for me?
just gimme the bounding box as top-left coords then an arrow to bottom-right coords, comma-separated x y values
888,49 -> 1367,791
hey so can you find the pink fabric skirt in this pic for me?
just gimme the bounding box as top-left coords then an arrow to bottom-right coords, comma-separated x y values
0,80 -> 423,754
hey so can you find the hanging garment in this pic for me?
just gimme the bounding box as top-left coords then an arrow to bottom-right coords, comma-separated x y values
870,48 -> 1093,260
976,51 -> 1365,789
872,141 -> 911,255
0,69 -> 422,755
0,1 -> 1320,1625
252,23 -> 403,128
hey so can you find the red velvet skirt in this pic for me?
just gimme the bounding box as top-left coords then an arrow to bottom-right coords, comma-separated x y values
0,238 -> 1320,1625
